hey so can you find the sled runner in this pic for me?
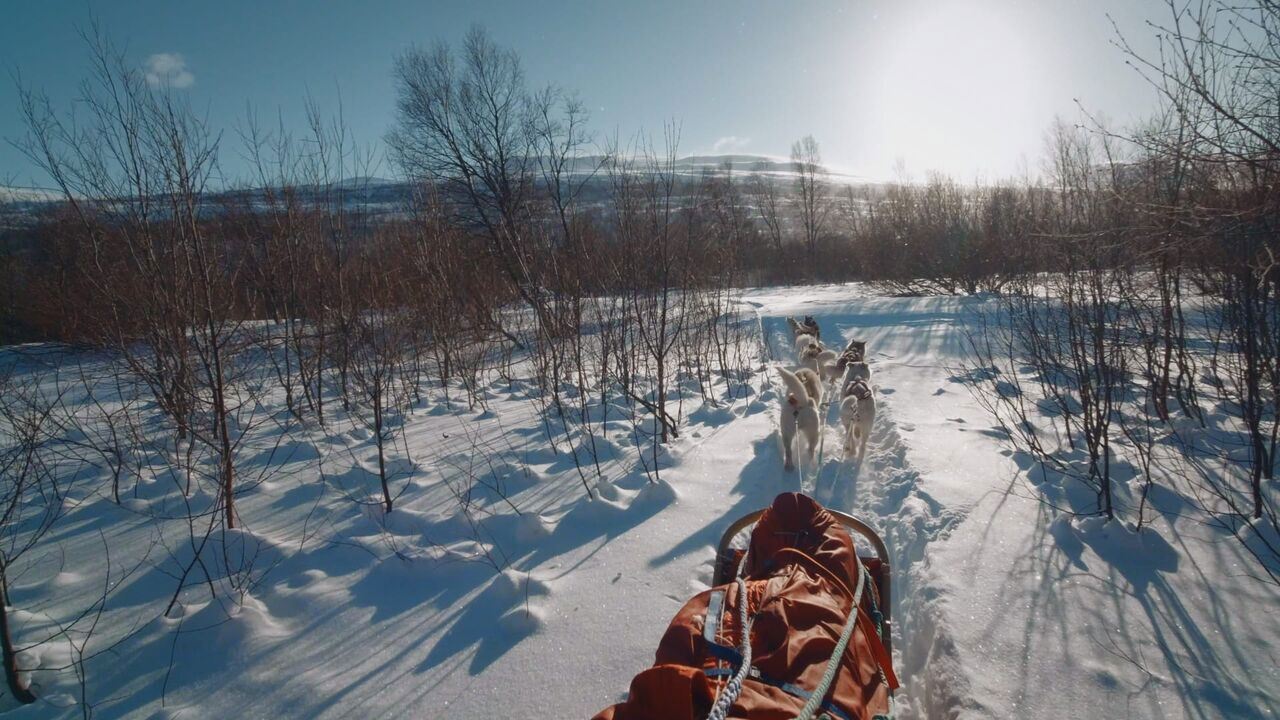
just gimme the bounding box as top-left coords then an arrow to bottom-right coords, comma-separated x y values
592,493 -> 898,720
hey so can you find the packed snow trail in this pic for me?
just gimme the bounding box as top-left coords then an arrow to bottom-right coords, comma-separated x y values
758,301 -> 971,719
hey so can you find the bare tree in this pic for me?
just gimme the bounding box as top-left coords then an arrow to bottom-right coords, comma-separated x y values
791,135 -> 831,270
1114,0 -> 1279,519
0,356 -> 79,704
16,29 -> 262,530
747,162 -> 786,266
342,229 -> 418,513
388,25 -> 566,335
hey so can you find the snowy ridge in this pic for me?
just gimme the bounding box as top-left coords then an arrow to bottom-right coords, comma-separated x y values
0,185 -> 63,204
0,154 -> 869,218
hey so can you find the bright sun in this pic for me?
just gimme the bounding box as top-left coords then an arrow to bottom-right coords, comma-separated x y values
867,2 -> 1044,180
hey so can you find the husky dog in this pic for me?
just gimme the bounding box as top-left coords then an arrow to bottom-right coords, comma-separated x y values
778,367 -> 821,471
787,315 -> 822,340
794,333 -> 818,359
843,360 -> 871,385
839,379 -> 875,460
842,338 -> 866,363
835,349 -> 856,375
834,340 -> 867,377
793,340 -> 844,381
798,342 -> 826,374
801,345 -> 842,384
817,349 -> 842,383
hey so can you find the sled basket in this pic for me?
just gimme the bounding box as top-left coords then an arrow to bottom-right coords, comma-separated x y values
592,492 -> 897,720
713,505 -> 893,658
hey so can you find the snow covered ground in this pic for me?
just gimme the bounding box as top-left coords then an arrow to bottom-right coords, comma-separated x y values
4,284 -> 1277,719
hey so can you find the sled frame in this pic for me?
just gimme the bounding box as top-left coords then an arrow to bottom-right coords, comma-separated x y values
712,508 -> 893,657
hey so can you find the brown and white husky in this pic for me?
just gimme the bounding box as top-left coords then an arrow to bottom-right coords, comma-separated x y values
777,366 -> 822,471
839,379 -> 875,460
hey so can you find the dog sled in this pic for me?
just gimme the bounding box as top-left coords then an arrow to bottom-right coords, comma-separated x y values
592,493 -> 898,720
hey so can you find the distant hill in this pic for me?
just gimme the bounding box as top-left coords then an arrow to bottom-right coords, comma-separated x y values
0,185 -> 63,204
1,155 -> 874,226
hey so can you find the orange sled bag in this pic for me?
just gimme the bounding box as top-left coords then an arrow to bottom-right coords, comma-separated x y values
592,493 -> 898,720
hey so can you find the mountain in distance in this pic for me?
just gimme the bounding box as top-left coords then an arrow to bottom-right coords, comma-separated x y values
1,155 -> 875,225
0,185 -> 64,204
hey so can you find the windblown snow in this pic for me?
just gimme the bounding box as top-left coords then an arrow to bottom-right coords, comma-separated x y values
3,285 -> 1277,719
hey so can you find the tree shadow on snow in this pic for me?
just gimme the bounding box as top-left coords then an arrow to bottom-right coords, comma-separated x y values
648,433 -> 800,570
991,491 -> 1278,719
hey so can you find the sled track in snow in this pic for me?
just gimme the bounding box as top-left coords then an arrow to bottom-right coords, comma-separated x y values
754,306 -> 974,719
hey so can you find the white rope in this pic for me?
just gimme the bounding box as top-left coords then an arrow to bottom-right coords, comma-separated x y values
791,555 -> 867,720
706,551 -> 752,720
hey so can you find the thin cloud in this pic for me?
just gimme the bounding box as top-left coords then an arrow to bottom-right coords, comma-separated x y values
144,53 -> 195,89
711,135 -> 750,154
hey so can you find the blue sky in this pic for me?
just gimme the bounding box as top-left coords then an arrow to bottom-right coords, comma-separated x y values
2,1 -> 1171,187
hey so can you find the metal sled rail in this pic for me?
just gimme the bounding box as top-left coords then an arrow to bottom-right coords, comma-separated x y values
712,508 -> 893,657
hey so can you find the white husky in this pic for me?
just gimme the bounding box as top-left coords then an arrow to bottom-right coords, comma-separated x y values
818,349 -> 842,382
799,344 -> 842,383
839,380 -> 875,460
794,333 -> 818,359
843,360 -> 871,385
777,366 -> 822,472
797,342 -> 823,371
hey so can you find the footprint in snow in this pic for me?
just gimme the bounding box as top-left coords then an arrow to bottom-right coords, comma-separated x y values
880,388 -> 896,395
947,417 -> 967,423
933,387 -> 947,396
899,423 -> 915,432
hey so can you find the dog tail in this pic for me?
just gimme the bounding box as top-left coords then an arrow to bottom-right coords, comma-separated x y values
776,366 -> 811,407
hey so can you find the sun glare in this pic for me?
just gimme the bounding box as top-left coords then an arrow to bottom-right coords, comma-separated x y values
868,3 -> 1042,180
